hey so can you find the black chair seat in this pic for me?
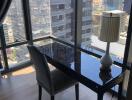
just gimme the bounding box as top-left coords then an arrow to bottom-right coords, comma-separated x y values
38,69 -> 77,95
51,69 -> 77,94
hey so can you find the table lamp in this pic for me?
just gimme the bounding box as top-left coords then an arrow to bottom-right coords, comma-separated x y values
99,11 -> 120,71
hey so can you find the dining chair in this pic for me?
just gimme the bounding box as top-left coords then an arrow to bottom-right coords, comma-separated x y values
27,45 -> 79,100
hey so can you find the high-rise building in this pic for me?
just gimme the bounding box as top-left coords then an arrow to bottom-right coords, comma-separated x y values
50,0 -> 92,46
3,0 -> 93,64
3,0 -> 25,44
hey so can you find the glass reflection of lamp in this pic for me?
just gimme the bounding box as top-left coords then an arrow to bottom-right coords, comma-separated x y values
99,71 -> 112,84
99,11 -> 120,72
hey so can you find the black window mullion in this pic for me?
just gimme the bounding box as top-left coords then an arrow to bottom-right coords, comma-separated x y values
21,0 -> 33,45
123,4 -> 132,69
0,25 -> 9,70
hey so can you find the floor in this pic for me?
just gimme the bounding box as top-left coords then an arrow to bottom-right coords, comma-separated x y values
0,67 -> 117,100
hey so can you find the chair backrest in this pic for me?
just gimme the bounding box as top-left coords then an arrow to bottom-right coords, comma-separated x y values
27,45 -> 53,92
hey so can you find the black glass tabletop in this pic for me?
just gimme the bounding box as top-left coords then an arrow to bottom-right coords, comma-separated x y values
37,39 -> 122,86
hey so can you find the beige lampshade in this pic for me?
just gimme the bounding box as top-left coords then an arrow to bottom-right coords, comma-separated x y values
99,11 -> 120,42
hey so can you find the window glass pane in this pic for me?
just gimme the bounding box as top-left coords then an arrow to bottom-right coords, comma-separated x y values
30,0 -> 51,39
3,0 -> 26,45
81,0 -> 92,49
50,0 -> 74,44
81,0 -> 129,62
6,45 -> 29,67
30,0 -> 74,44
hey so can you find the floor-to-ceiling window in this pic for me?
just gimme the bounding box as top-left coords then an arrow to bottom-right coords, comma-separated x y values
29,0 -> 51,40
2,0 -> 29,68
0,0 -> 131,98
49,0 -> 75,44
0,0 -> 131,72
29,0 -> 75,45
80,0 -> 130,65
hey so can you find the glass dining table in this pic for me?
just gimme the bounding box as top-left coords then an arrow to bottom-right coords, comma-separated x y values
36,38 -> 124,100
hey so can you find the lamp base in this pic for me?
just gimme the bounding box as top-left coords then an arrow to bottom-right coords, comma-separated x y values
99,70 -> 112,83
100,42 -> 113,71
100,54 -> 112,72
100,65 -> 111,72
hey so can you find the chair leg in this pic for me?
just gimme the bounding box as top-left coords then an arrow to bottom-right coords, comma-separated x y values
38,85 -> 42,100
51,95 -> 54,100
75,84 -> 79,100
